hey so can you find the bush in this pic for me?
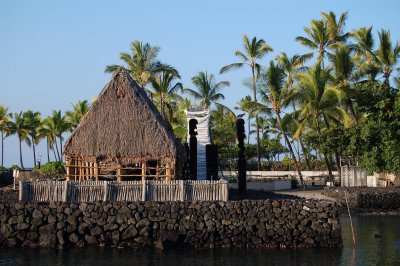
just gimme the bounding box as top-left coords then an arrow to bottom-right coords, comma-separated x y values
9,165 -> 21,171
36,162 -> 66,174
0,166 -> 8,173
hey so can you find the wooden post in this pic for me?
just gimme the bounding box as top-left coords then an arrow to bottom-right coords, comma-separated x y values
141,162 -> 146,182
166,162 -> 172,181
117,164 -> 122,182
94,161 -> 99,181
19,181 -> 23,201
79,159 -> 83,182
156,162 -> 159,179
66,159 -> 70,181
103,181 -> 108,201
64,181 -> 68,202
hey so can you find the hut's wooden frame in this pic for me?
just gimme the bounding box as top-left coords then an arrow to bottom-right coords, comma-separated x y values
63,68 -> 184,182
66,157 -> 175,182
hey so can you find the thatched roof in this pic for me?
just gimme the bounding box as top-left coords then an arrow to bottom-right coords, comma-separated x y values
64,68 -> 182,164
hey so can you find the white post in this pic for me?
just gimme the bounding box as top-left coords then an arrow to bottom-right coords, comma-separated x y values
142,180 -> 147,201
103,181 -> 108,202
180,180 -> 185,201
64,181 -> 68,202
19,181 -> 23,201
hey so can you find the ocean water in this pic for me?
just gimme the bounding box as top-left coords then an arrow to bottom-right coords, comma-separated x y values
1,215 -> 399,266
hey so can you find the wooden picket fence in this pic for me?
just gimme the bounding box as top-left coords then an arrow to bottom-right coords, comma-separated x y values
19,180 -> 228,203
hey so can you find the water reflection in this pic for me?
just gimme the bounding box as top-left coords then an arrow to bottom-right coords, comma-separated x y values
341,215 -> 400,266
1,216 -> 399,266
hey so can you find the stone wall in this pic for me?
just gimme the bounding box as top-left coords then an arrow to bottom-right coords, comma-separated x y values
0,200 -> 342,249
323,187 -> 400,210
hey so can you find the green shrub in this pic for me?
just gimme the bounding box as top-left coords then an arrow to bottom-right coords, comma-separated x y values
9,165 -> 21,170
0,166 -> 8,172
36,162 -> 66,174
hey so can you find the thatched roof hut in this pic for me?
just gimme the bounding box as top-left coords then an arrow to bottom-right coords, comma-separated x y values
64,68 -> 183,181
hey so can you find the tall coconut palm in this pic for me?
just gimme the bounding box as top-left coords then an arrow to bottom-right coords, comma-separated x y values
275,52 -> 313,89
184,71 -> 230,110
374,29 -> 400,97
296,19 -> 330,68
149,70 -> 183,119
169,98 -> 193,141
321,11 -> 350,45
23,110 -> 42,167
220,34 -> 273,170
295,64 -> 352,180
235,96 -> 255,144
39,116 -> 58,162
352,26 -> 378,81
8,112 -> 30,169
65,100 -> 91,131
105,40 -> 176,89
0,105 -> 12,166
328,45 -> 359,122
259,61 -> 305,189
52,111 -> 69,161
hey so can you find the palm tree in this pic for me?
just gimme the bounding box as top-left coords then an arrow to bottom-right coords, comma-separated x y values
0,105 -> 12,166
184,71 -> 230,110
23,110 -> 42,167
149,70 -> 183,119
275,52 -> 312,89
169,98 -> 193,141
105,40 -> 175,89
374,29 -> 400,97
259,61 -> 305,189
295,64 -> 352,180
220,34 -> 273,170
296,19 -> 329,68
65,100 -> 91,130
52,111 -> 69,162
39,116 -> 58,162
296,11 -> 349,69
328,45 -> 359,122
321,11 -> 350,45
8,112 -> 30,169
352,26 -> 378,81
235,96 -> 254,144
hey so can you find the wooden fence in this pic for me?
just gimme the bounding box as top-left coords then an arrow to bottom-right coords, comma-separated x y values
19,180 -> 228,203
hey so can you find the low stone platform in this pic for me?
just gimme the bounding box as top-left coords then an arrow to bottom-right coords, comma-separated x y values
0,200 -> 342,249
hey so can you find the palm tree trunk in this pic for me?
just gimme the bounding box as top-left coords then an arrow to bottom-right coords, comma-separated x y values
19,136 -> 24,169
31,135 -> 36,168
247,116 -> 251,145
276,112 -> 305,189
59,137 -> 63,162
316,121 -> 333,181
346,98 -> 358,123
322,112 -> 341,179
299,138 -> 312,170
46,137 -> 50,163
52,145 -> 58,162
54,140 -> 60,162
251,66 -> 261,171
1,131 -> 4,167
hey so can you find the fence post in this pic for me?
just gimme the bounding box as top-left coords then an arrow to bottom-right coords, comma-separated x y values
180,180 -> 185,201
63,181 -> 68,202
19,181 -> 23,201
103,181 -> 108,201
142,180 -> 147,201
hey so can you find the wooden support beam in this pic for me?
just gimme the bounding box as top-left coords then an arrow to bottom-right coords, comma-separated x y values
66,159 -> 70,181
94,161 -> 99,181
141,162 -> 146,182
166,162 -> 172,181
117,164 -> 122,182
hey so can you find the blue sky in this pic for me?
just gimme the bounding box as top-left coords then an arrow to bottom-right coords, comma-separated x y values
1,0 -> 399,167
